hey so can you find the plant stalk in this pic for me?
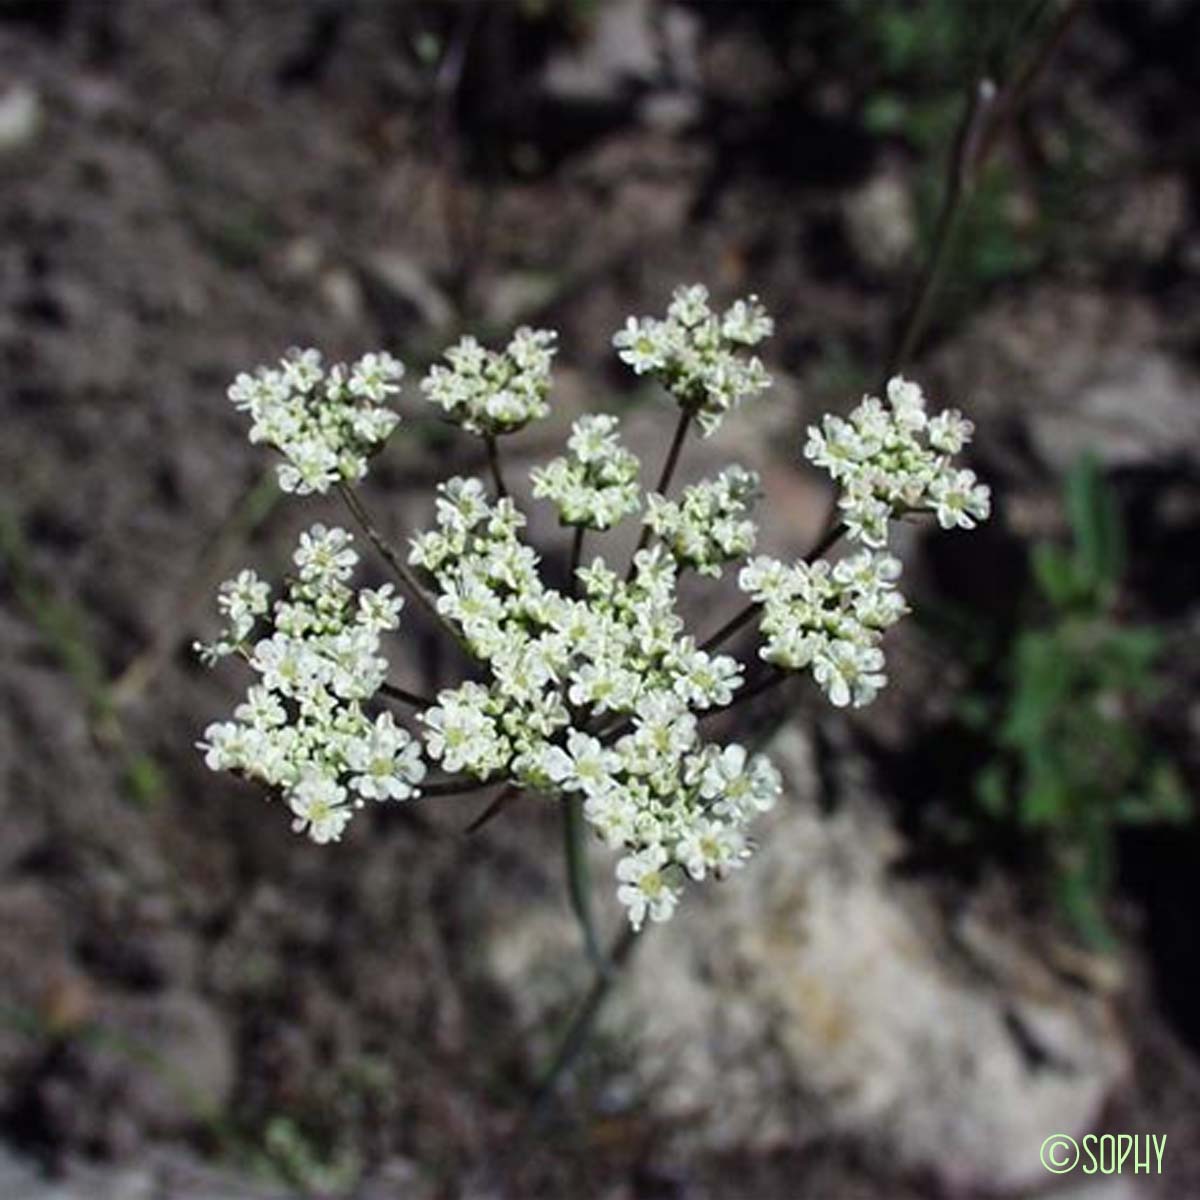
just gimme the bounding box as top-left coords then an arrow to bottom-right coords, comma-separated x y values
563,795 -> 607,975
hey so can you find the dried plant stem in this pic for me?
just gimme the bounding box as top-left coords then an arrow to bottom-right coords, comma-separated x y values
422,774 -> 504,798
884,0 -> 1088,381
465,784 -> 519,833
700,666 -> 789,721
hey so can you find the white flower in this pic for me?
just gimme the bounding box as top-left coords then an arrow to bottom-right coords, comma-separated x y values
288,771 -> 353,844
421,327 -> 556,437
541,731 -> 619,796
613,285 -> 773,436
804,374 -> 990,546
202,292 -> 991,928
812,641 -> 886,708
929,468 -> 992,530
530,415 -> 641,531
646,466 -> 759,576
676,817 -> 748,881
616,845 -> 682,930
198,721 -> 250,771
357,584 -> 403,633
347,712 -> 425,801
294,524 -> 358,583
227,347 -> 403,495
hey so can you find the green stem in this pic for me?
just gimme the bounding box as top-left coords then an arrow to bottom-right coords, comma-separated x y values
699,666 -> 789,721
529,922 -> 642,1113
563,794 -> 607,974
422,774 -> 503,797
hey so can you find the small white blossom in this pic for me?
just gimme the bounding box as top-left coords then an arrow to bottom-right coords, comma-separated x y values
421,327 -> 556,437
803,375 -> 990,547
646,465 -> 759,576
616,845 -> 682,930
613,285 -> 773,436
289,771 -> 353,844
227,347 -> 404,494
530,414 -> 641,530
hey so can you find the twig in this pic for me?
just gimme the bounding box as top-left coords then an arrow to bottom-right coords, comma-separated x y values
699,666 -> 789,722
567,525 -> 585,600
883,0 -> 1089,381
422,774 -> 504,798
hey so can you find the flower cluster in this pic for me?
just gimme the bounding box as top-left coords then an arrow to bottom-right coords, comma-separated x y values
646,465 -> 760,577
421,326 -> 557,437
740,549 -> 907,708
530,414 -> 642,530
197,525 -> 424,844
804,376 -> 991,546
199,287 -> 991,930
409,478 -> 778,927
613,284 -> 773,436
228,348 -> 404,494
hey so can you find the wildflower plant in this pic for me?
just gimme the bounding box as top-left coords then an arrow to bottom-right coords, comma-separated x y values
197,283 -> 989,942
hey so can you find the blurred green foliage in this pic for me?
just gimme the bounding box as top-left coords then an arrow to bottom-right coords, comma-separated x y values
837,0 -> 1098,308
962,456 -> 1189,947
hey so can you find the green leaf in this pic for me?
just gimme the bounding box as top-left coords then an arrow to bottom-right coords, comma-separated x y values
1031,543 -> 1081,608
1065,453 -> 1125,596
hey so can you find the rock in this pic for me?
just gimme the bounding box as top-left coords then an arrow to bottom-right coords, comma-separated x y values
362,251 -> 455,333
485,726 -> 1128,1196
844,168 -> 917,272
542,0 -> 699,105
542,0 -> 660,103
95,991 -> 236,1137
938,287 -> 1200,473
0,1143 -> 297,1200
0,84 -> 42,156
1031,351 -> 1200,472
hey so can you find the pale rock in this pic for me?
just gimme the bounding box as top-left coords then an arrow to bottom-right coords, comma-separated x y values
485,725 -> 1128,1195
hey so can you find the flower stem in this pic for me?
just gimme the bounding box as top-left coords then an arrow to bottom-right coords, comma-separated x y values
422,774 -> 504,797
380,681 -> 436,709
336,483 -> 442,627
699,665 -> 788,721
700,521 -> 846,654
567,525 -> 585,599
627,409 -> 691,580
485,434 -> 508,499
465,784 -> 519,833
563,794 -> 607,975
529,922 -> 642,1113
